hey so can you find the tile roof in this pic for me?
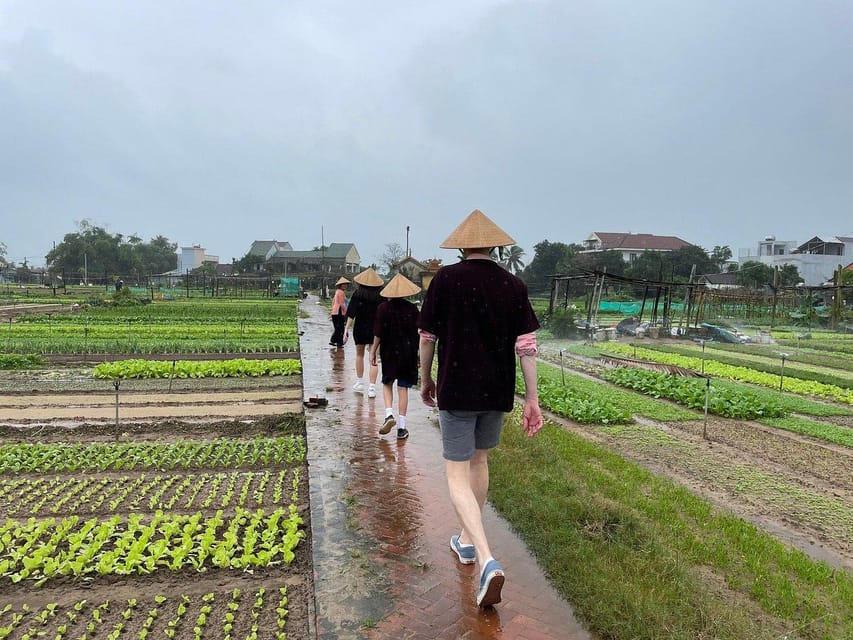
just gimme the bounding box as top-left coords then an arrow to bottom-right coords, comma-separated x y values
590,232 -> 693,252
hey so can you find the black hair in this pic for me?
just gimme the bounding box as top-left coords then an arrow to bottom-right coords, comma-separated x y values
351,285 -> 383,305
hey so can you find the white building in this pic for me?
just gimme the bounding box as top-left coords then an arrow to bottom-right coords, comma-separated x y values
739,235 -> 853,286
161,245 -> 219,275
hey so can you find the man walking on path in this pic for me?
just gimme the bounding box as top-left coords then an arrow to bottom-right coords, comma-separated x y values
418,209 -> 544,608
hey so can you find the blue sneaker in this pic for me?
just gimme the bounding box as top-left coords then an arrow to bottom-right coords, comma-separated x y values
476,559 -> 505,607
450,534 -> 475,565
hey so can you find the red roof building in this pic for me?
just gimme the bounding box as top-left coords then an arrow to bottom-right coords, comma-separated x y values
582,232 -> 694,264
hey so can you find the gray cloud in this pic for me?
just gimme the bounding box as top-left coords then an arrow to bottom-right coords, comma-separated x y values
1,0 -> 850,268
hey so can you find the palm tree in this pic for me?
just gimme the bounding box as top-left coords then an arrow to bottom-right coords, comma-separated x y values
501,245 -> 526,275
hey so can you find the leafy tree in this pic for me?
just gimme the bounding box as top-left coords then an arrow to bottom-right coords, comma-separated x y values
735,261 -> 775,288
520,240 -> 576,293
233,251 -> 266,274
668,245 -> 716,280
15,259 -> 33,284
135,235 -> 178,275
45,220 -> 177,282
778,264 -> 803,286
625,251 -> 667,282
710,245 -> 733,271
571,249 -> 626,277
191,263 -> 218,276
0,241 -> 7,266
499,245 -> 526,275
625,247 -> 715,282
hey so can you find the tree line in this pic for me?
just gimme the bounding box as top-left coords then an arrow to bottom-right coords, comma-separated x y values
7,221 -> 814,292
518,241 -> 803,295
44,221 -> 177,283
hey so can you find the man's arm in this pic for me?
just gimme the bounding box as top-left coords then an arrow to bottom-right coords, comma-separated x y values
518,353 -> 543,436
419,336 -> 437,407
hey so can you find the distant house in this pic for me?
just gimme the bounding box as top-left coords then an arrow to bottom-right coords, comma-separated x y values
697,272 -> 739,290
241,241 -> 293,272
738,234 -> 853,286
254,242 -> 361,276
581,232 -> 693,264
248,240 -> 293,260
395,256 -> 428,284
387,256 -> 443,291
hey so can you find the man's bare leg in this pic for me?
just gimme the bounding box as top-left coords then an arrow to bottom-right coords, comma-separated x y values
446,451 -> 493,567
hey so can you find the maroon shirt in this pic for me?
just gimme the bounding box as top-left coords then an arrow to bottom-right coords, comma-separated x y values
418,259 -> 539,411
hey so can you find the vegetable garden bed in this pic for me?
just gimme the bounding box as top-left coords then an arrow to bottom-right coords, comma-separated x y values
0,298 -> 312,639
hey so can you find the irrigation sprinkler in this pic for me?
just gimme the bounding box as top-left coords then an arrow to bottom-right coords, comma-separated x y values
694,338 -> 713,375
113,379 -> 121,432
168,359 -> 177,393
702,376 -> 710,440
778,353 -> 789,392
559,349 -> 565,385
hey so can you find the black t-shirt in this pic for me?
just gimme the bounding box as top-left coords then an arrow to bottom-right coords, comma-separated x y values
346,287 -> 382,345
418,259 -> 539,412
374,299 -> 419,383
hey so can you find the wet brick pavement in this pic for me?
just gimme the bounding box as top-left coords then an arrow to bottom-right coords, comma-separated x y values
300,295 -> 590,639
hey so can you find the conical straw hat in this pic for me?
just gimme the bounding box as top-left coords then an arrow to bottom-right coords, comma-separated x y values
440,209 -> 515,249
380,273 -> 421,298
353,267 -> 384,287
334,276 -> 350,286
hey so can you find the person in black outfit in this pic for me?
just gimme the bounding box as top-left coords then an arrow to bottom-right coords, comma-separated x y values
371,273 -> 421,440
344,267 -> 384,397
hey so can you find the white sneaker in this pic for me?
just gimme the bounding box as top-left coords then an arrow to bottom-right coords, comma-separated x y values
352,381 -> 365,394
367,384 -> 376,398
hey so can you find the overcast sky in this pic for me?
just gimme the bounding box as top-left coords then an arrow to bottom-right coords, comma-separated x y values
1,0 -> 851,269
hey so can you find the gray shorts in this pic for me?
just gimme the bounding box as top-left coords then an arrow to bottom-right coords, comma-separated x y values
439,410 -> 506,462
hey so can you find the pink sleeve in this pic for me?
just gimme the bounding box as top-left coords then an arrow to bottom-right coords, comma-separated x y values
514,332 -> 538,356
418,329 -> 436,342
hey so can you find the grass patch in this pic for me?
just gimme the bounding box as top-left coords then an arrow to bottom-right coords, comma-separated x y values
490,411 -> 853,639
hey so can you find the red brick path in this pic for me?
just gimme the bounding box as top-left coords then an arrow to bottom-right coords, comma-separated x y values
300,296 -> 590,639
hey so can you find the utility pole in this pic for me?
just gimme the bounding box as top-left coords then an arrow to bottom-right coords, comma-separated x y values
321,226 -> 326,299
406,225 -> 410,257
832,265 -> 842,329
770,265 -> 779,327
